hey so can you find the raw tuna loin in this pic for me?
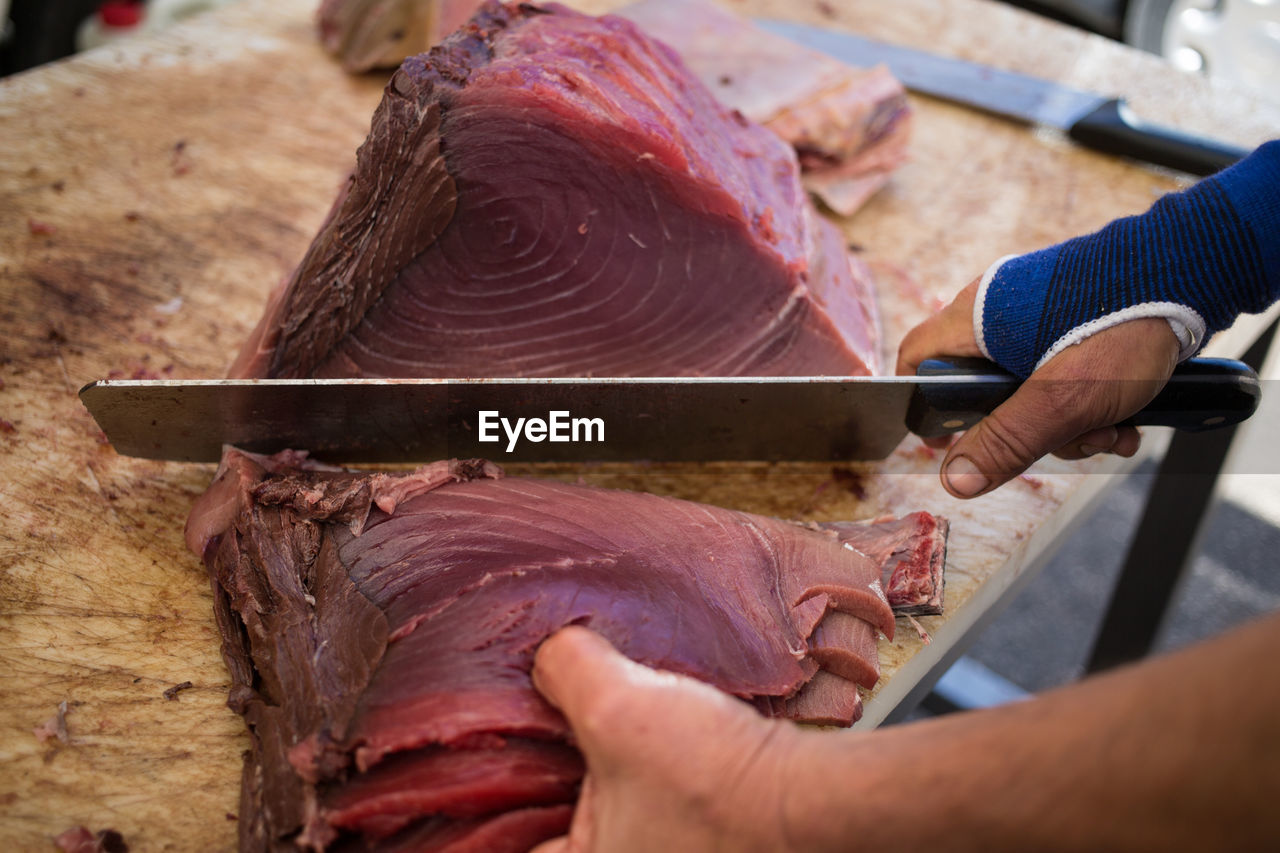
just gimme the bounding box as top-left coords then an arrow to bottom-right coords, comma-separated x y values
235,1 -> 880,380
190,451 -> 911,850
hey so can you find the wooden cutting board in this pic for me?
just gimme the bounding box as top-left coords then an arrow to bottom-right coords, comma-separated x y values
0,0 -> 1275,848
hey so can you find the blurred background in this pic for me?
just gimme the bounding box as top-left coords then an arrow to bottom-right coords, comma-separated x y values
2,0 -> 1278,106
0,0 -> 235,75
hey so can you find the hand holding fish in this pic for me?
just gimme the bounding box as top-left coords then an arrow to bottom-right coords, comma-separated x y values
529,626 -> 801,853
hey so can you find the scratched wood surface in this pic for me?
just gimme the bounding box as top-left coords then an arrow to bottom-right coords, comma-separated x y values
1,0 -> 1277,849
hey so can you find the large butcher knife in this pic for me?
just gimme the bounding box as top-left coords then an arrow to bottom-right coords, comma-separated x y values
755,19 -> 1249,176
78,357 -> 1258,464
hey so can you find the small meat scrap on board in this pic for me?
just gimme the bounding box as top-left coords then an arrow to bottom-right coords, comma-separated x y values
33,700 -> 71,744
186,451 -> 912,850
235,0 -> 881,380
54,827 -> 128,853
317,0 -> 485,72
619,0 -> 912,217
822,511 -> 950,616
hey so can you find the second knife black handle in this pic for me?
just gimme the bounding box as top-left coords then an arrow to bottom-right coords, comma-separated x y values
1067,98 -> 1248,177
907,356 -> 1260,438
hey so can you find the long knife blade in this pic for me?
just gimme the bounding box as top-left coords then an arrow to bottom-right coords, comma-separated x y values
79,376 -> 920,464
755,19 -> 1249,176
78,358 -> 1259,464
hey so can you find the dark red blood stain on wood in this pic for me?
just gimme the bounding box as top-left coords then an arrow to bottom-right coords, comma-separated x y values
28,219 -> 57,236
910,442 -> 939,461
163,681 -> 195,701
831,466 -> 867,500
171,140 -> 193,176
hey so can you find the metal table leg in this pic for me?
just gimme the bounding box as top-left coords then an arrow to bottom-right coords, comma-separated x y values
1085,318 -> 1278,673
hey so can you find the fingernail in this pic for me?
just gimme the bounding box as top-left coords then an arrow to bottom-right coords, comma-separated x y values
944,456 -> 989,497
1080,444 -> 1106,457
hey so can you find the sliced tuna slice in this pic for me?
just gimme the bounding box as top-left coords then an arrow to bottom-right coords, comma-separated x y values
322,739 -> 583,839
370,804 -> 574,853
807,610 -> 881,689
618,0 -> 912,217
782,670 -> 864,727
232,1 -> 880,381
781,545 -> 896,641
191,450 -> 896,848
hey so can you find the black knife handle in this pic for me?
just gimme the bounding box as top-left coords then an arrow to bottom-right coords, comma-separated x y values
907,356 -> 1260,438
1067,98 -> 1248,177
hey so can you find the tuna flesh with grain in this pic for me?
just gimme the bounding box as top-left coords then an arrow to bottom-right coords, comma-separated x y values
236,0 -> 881,380
187,451 -> 921,850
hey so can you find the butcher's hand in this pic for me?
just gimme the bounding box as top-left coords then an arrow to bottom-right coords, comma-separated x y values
896,277 -> 1181,498
529,626 -> 802,853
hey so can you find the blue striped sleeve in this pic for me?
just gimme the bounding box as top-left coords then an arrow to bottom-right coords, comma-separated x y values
977,139 -> 1280,378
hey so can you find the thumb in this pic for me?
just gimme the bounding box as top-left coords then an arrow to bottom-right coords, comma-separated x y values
940,378 -> 1089,497
533,626 -> 752,753
532,626 -> 641,747
528,839 -> 570,853
939,319 -> 1179,498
